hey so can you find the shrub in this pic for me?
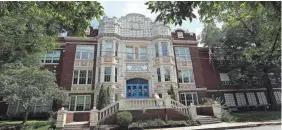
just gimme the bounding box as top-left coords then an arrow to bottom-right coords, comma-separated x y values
147,118 -> 166,126
116,111 -> 132,127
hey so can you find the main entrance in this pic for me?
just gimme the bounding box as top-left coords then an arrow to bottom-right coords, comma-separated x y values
126,78 -> 149,98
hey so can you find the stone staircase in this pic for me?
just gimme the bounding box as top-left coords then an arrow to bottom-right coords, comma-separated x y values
196,115 -> 222,125
63,121 -> 90,130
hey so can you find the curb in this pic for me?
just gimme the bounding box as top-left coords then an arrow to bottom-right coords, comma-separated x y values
192,122 -> 281,130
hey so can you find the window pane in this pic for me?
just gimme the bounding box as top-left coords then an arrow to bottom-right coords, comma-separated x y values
76,96 -> 84,111
85,96 -> 91,111
155,44 -> 159,57
103,42 -> 113,56
126,46 -> 133,60
79,70 -> 87,84
105,67 -> 111,74
76,52 -> 81,59
73,70 -> 78,84
87,70 -> 92,84
157,68 -> 161,82
69,96 -> 76,111
164,68 -> 170,81
162,42 -> 168,56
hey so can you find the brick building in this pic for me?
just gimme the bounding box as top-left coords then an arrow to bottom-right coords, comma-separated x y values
1,13 -> 281,119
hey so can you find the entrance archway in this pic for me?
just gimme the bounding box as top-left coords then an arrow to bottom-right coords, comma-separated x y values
126,78 -> 149,98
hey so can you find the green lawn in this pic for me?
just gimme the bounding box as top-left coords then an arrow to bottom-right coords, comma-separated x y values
0,120 -> 50,130
231,111 -> 281,122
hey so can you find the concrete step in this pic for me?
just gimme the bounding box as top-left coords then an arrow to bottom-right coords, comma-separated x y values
63,121 -> 89,130
197,115 -> 222,125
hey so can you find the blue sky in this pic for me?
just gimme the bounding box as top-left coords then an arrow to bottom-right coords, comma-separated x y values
91,1 -> 204,36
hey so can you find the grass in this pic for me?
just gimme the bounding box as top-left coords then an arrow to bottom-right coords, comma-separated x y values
0,120 -> 50,130
231,111 -> 281,122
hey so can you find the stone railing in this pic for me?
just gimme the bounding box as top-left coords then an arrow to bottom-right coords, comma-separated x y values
90,101 -> 119,126
57,93 -> 199,128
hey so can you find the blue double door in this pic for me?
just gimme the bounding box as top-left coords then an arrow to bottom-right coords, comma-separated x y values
126,78 -> 149,98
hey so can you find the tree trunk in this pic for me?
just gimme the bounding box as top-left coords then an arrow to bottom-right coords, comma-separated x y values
22,111 -> 29,124
263,67 -> 277,110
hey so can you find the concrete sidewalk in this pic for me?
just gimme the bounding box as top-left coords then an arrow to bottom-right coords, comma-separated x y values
147,120 -> 281,130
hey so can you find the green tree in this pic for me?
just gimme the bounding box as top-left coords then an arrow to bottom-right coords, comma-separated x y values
0,1 -> 104,67
0,64 -> 68,124
146,1 -> 281,109
97,84 -> 107,110
167,85 -> 175,100
106,85 -> 111,105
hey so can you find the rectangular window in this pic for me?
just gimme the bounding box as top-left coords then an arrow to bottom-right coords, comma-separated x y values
246,92 -> 257,105
175,48 -> 191,61
139,47 -> 147,60
75,45 -> 95,60
41,50 -> 61,63
180,92 -> 198,106
98,68 -> 100,83
178,69 -> 194,83
115,43 -> 118,56
79,70 -> 87,84
164,68 -> 170,81
161,42 -> 168,56
274,91 -> 281,104
235,93 -> 247,106
73,70 -> 78,84
104,67 -> 111,82
155,44 -> 159,57
177,32 -> 184,38
73,70 -> 92,85
220,73 -> 230,85
157,68 -> 161,82
115,68 -> 117,82
103,42 -> 113,56
69,95 -> 91,111
224,93 -> 236,107
126,46 -> 134,60
256,92 -> 268,105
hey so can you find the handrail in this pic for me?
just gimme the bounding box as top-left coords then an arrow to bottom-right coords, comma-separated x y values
97,101 -> 119,123
170,99 -> 191,118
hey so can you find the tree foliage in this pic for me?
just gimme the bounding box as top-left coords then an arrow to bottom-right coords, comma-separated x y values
0,1 -> 104,66
97,85 -> 107,110
0,64 -> 68,123
146,1 -> 281,108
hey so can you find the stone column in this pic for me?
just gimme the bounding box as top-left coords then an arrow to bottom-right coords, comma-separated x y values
111,66 -> 115,82
56,107 -> 67,128
212,102 -> 222,119
100,65 -> 105,83
89,107 -> 99,127
163,93 -> 171,108
160,65 -> 164,82
188,103 -> 197,121
118,94 -> 126,110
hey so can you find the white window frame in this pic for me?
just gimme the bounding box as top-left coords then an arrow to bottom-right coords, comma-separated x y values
175,47 -> 191,61
104,67 -> 111,82
178,69 -> 194,83
139,47 -> 147,60
69,95 -> 91,111
103,42 -> 113,56
41,50 -> 61,64
179,92 -> 198,106
256,92 -> 268,105
75,45 -> 95,60
220,73 -> 230,85
274,91 -> 281,104
126,46 -> 134,60
161,42 -> 168,56
72,70 -> 93,85
164,68 -> 170,81
224,93 -> 236,107
235,93 -> 247,106
246,92 -> 258,106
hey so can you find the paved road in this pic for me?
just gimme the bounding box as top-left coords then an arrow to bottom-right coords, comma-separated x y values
227,125 -> 281,130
